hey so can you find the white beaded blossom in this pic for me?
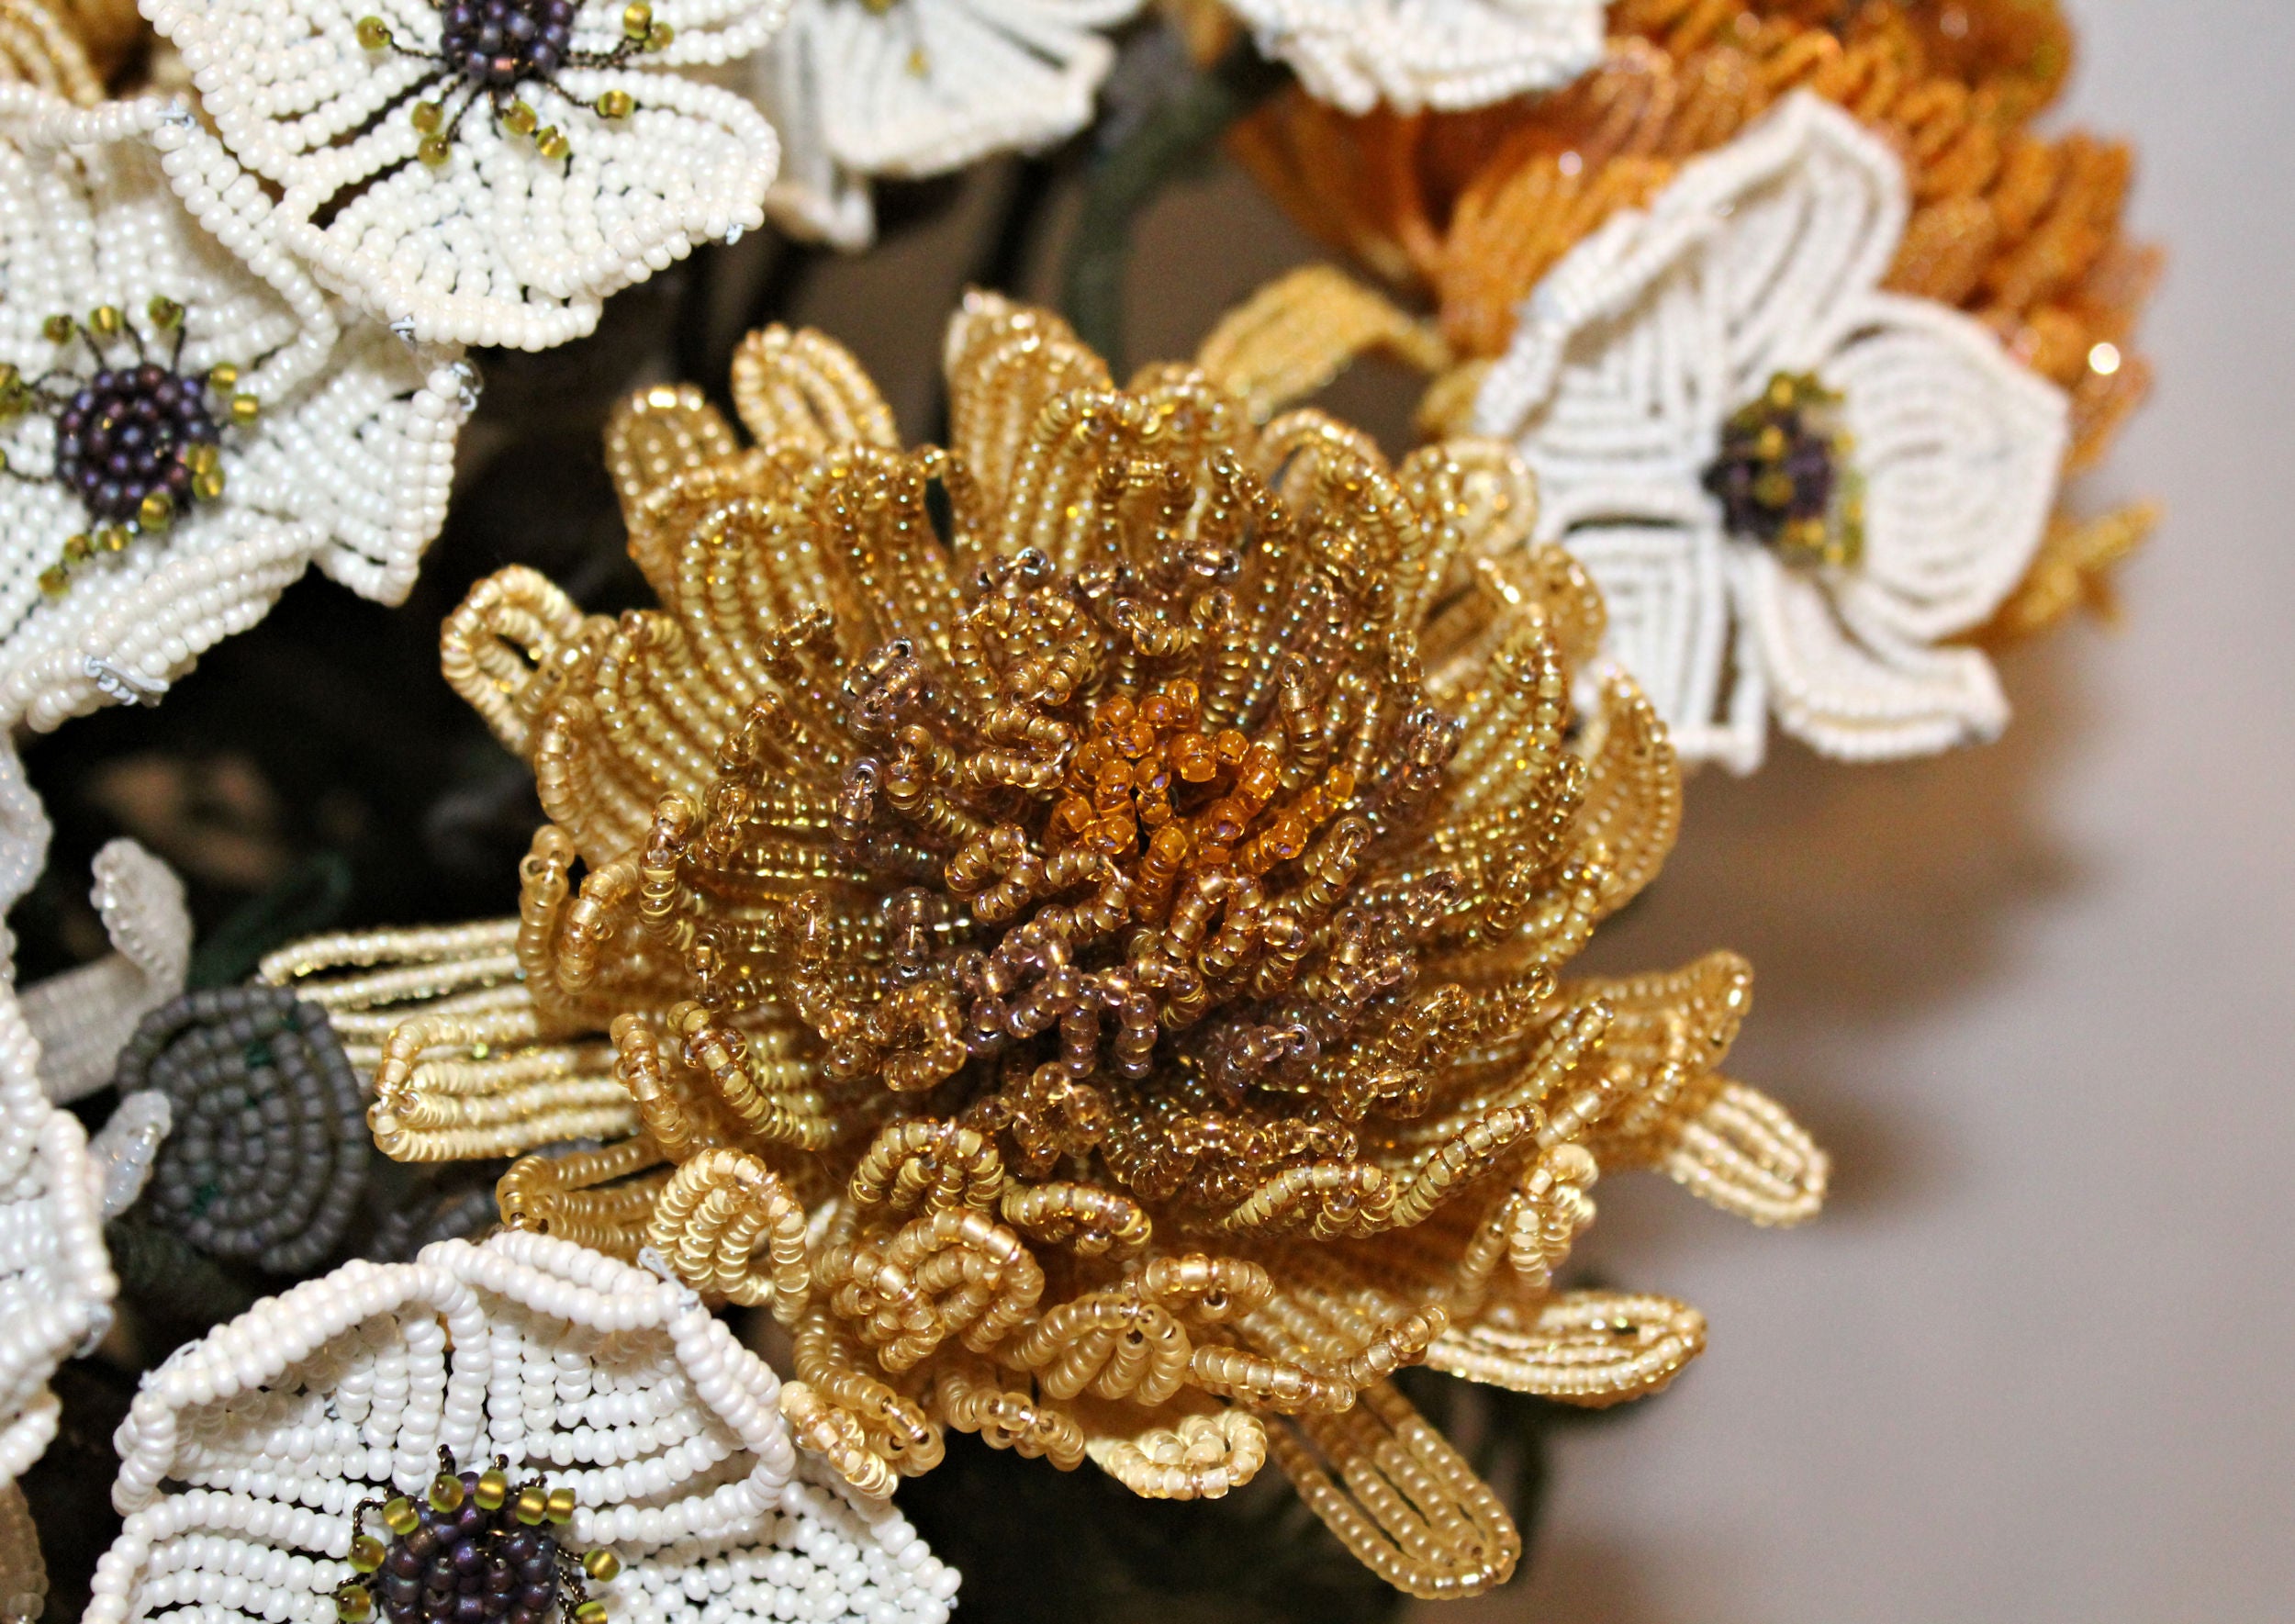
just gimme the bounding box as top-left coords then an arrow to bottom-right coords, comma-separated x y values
1219,0 -> 1601,114
1474,92 -> 2071,769
0,88 -> 474,734
753,0 -> 1138,249
145,0 -> 789,348
91,1230 -> 961,1624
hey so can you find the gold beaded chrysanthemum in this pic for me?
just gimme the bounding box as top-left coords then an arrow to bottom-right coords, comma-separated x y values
263,294 -> 1825,1599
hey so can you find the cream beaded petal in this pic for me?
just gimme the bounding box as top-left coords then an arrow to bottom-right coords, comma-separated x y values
754,0 -> 1135,246
0,912 -> 118,1484
18,838 -> 190,1104
0,90 -> 475,734
144,0 -> 788,348
1220,0 -> 1601,115
1472,92 -> 2070,769
92,1230 -> 958,1624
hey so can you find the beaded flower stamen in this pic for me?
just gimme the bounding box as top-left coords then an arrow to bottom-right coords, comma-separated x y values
1703,372 -> 1864,572
356,0 -> 670,166
2,298 -> 256,599
340,1450 -> 613,1624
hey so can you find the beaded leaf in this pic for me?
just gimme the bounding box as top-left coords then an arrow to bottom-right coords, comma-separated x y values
277,295 -> 1827,1597
92,1230 -> 960,1624
143,0 -> 788,348
1218,0 -> 1601,115
0,89 -> 474,734
753,0 -> 1138,249
1472,93 -> 2071,767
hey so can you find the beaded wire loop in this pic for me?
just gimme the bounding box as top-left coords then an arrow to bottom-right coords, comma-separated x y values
0,946 -> 115,1487
319,293 -> 1827,1598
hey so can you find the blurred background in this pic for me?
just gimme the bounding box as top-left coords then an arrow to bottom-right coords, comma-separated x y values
1429,3 -> 2295,1618
16,1 -> 2289,1619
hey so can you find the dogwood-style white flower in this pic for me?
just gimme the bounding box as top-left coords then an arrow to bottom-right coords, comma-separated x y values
0,88 -> 473,734
90,1229 -> 961,1624
1473,92 -> 2071,769
754,0 -> 1136,248
1221,0 -> 1601,114
145,0 -> 788,349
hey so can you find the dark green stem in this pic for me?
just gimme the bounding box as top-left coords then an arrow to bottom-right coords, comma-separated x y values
1061,44 -> 1291,372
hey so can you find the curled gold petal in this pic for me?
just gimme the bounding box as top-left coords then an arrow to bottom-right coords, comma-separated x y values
1427,1289 -> 1707,1407
1267,1381 -> 1519,1601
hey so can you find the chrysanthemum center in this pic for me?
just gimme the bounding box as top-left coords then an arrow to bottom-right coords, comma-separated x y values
1702,370 -> 1864,568
439,0 -> 575,86
53,363 -> 219,524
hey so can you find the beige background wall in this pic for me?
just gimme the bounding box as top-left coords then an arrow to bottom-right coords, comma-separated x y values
1417,3 -> 2295,1617
789,2 -> 2294,1615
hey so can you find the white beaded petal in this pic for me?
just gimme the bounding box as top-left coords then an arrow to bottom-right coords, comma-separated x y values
1472,92 -> 2071,769
19,838 -> 190,1105
1220,0 -> 1601,115
753,0 -> 1137,247
0,826 -> 118,1484
145,0 -> 788,347
0,89 -> 476,734
86,1089 -> 173,1220
90,1230 -> 958,1624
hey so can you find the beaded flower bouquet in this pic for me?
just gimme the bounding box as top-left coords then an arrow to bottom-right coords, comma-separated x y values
0,2 -> 2150,1621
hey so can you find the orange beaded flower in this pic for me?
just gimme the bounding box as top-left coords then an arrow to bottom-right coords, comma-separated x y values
267,294 -> 1825,1599
1233,0 -> 2156,633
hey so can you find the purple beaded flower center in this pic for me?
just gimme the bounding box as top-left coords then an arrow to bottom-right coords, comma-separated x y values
1698,370 -> 1866,568
53,364 -> 218,525
439,0 -> 577,87
376,1470 -> 565,1624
